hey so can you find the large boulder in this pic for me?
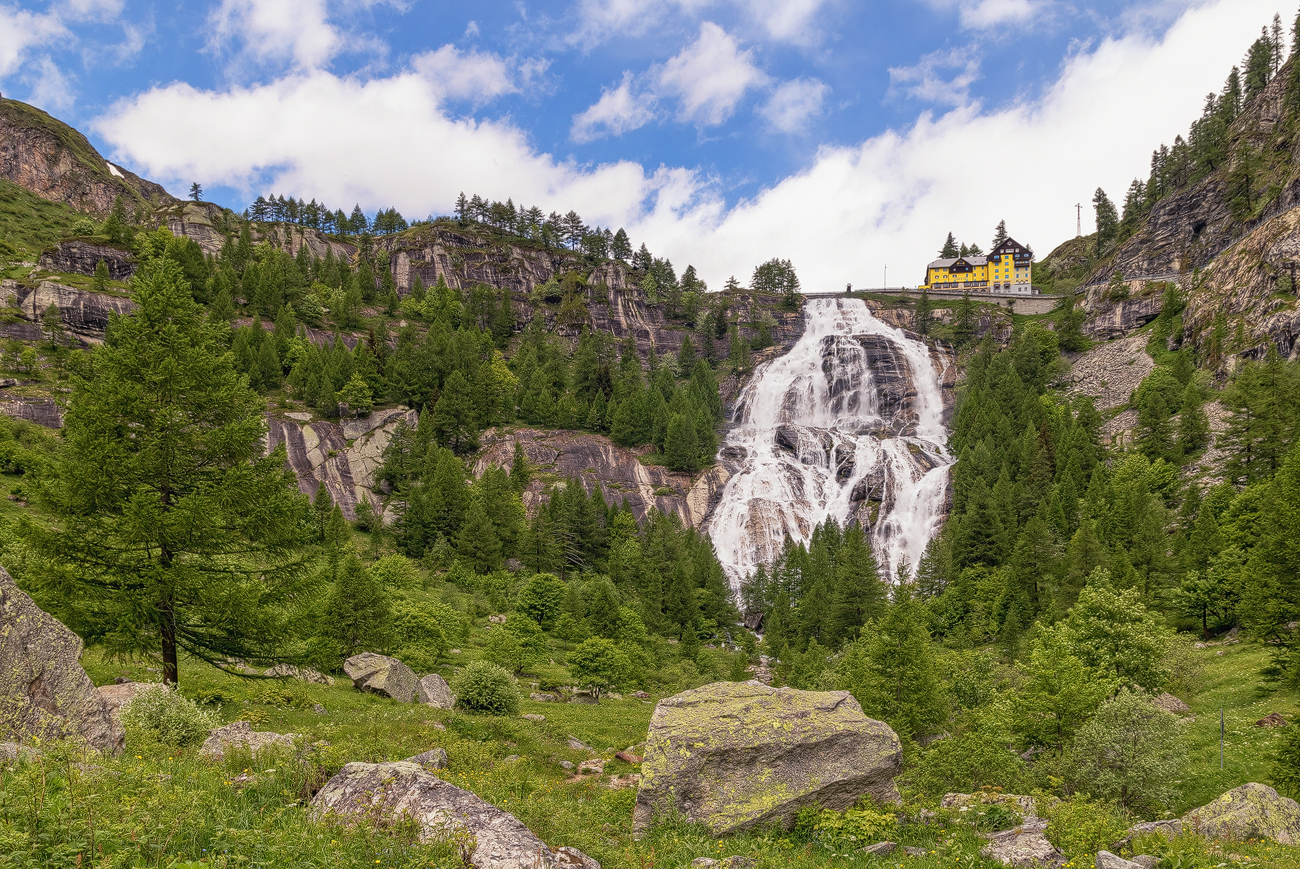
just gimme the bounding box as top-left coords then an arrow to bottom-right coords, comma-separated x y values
1183,782 -> 1300,844
310,761 -> 599,868
0,566 -> 123,753
633,681 -> 901,835
199,721 -> 296,759
979,821 -> 1065,867
344,653 -> 419,702
96,681 -> 146,721
418,673 -> 456,709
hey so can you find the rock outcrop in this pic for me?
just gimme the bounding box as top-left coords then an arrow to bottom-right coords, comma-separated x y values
942,792 -> 1041,822
199,721 -> 296,759
1183,782 -> 1300,844
38,241 -> 136,280
0,97 -> 174,213
0,566 -> 123,753
979,822 -> 1065,868
96,682 -> 146,720
418,674 -> 456,709
473,427 -> 726,526
310,760 -> 599,868
405,748 -> 449,770
266,407 -> 416,521
343,653 -> 419,702
633,680 -> 902,835
14,279 -> 134,340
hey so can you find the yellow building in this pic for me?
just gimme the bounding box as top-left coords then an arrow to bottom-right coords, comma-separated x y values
920,237 -> 1034,295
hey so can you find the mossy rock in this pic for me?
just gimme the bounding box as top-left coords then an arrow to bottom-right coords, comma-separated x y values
1183,783 -> 1300,845
632,680 -> 902,836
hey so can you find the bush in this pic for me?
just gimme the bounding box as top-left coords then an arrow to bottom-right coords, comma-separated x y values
1272,724 -> 1300,800
452,660 -> 519,715
1066,688 -> 1185,814
120,683 -> 217,748
795,804 -> 896,851
1038,793 -> 1128,861
903,729 -> 1030,798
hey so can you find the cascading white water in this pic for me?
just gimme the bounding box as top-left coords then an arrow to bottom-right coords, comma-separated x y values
705,297 -> 952,588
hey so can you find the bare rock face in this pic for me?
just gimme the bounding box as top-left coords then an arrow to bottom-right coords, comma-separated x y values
0,396 -> 62,428
310,760 -> 600,868
199,721 -> 296,759
1183,782 -> 1300,844
344,653 -> 419,702
1095,851 -> 1142,869
1152,692 -> 1192,715
405,748 -> 449,770
633,681 -> 902,835
473,428 -> 717,526
16,280 -> 134,340
1082,292 -> 1164,341
38,241 -> 136,280
978,821 -> 1065,868
266,407 -> 416,521
418,674 -> 456,710
0,97 -> 174,213
0,566 -> 123,753
96,682 -> 146,720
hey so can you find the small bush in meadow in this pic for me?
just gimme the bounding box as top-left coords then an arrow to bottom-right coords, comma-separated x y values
452,660 -> 519,715
120,683 -> 216,748
1039,793 -> 1128,860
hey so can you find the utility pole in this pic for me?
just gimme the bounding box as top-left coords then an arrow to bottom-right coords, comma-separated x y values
883,264 -> 887,289
1076,204 -> 1082,238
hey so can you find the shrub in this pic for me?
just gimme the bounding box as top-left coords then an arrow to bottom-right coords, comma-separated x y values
1066,688 -> 1185,814
795,804 -> 897,851
120,683 -> 217,748
452,660 -> 519,715
1039,793 -> 1128,860
903,729 -> 1030,799
1272,724 -> 1300,800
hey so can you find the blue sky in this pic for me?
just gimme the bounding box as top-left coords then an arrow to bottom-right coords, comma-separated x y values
0,0 -> 1288,288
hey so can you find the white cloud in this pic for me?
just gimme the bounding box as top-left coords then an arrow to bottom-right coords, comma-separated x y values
757,77 -> 828,132
571,71 -> 657,142
569,0 -> 831,47
889,48 -> 981,106
658,22 -> 768,124
413,45 -> 516,105
58,0 -> 124,20
922,0 -> 1048,30
24,54 -> 76,110
0,6 -> 67,79
208,0 -> 341,70
92,66 -> 665,228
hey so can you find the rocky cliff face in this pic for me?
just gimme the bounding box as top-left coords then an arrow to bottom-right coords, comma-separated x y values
0,98 -> 173,214
10,280 -> 133,342
37,240 -> 136,281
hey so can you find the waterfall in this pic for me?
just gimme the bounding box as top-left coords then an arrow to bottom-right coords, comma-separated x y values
705,297 -> 952,589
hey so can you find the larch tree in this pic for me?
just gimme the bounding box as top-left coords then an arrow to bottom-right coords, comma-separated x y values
21,256 -> 311,686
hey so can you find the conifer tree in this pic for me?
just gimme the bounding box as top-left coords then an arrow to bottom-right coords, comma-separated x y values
456,496 -> 502,572
1177,382 -> 1210,456
20,259 -> 310,685
940,232 -> 959,258
432,370 -> 478,454
321,554 -> 391,663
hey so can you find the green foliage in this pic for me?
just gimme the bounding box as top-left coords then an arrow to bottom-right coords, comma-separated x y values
321,555 -> 392,664
568,637 -> 633,698
1272,724 -> 1300,800
1014,623 -> 1114,751
120,683 -> 217,748
1066,569 -> 1172,691
1067,688 -> 1187,813
452,660 -> 519,715
1038,794 -> 1129,861
802,805 -> 897,852
904,727 -> 1030,798
516,572 -> 565,627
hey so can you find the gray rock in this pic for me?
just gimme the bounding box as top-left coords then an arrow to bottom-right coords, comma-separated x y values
523,713 -> 545,722
1152,692 -> 1191,715
0,741 -> 42,765
553,846 -> 600,868
405,748 -> 449,770
1095,851 -> 1141,869
199,721 -> 296,759
979,821 -> 1065,867
503,755 -> 521,762
417,673 -> 456,709
633,681 -> 902,835
530,692 -> 558,703
690,860 -> 716,868
569,691 -> 598,705
263,663 -> 335,686
1182,782 -> 1300,844
558,760 -> 575,770
1129,857 -> 1159,869
567,736 -> 595,752
902,846 -> 929,857
0,566 -> 123,753
863,841 -> 896,855
310,760 -> 577,868
1119,819 -> 1182,849
312,703 -> 328,715
38,240 -> 136,280
344,653 -> 419,702
96,681 -> 146,720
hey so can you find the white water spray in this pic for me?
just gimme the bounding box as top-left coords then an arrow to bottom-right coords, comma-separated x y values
705,297 -> 952,588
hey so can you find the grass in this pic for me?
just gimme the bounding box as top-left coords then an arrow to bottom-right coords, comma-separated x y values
0,180 -> 82,262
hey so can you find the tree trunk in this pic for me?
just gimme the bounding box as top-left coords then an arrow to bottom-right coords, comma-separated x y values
160,602 -> 179,686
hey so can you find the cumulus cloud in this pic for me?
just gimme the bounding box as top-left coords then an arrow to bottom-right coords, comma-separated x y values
889,48 -> 982,106
208,0 -> 342,70
0,6 -> 68,79
757,77 -> 828,132
413,45 -> 517,105
658,22 -> 768,124
24,54 -> 76,110
571,71 -> 657,142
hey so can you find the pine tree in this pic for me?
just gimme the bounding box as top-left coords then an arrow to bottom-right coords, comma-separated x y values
321,554 -> 391,663
1177,382 -> 1210,456
915,290 -> 932,335
940,232 -> 959,258
830,523 -> 884,641
432,370 -> 478,454
664,412 -> 699,472
20,258 -> 310,686
1094,188 -> 1120,255
457,496 -> 503,573
992,220 -> 1009,248
509,441 -> 531,491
